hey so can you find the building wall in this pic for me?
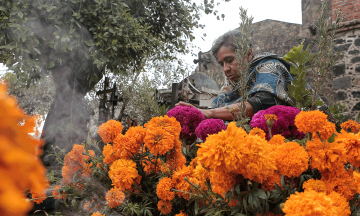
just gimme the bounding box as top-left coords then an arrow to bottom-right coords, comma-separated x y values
332,0 -> 360,22
330,0 -> 360,118
251,20 -> 301,56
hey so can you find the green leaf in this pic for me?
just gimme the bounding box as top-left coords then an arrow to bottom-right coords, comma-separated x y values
71,199 -> 78,209
281,175 -> 286,187
33,47 -> 41,55
18,11 -> 23,18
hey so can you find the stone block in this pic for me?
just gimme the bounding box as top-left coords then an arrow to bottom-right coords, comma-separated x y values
333,76 -> 351,90
355,39 -> 360,47
356,66 -> 360,73
354,77 -> 360,86
352,102 -> 360,111
334,38 -> 346,44
336,91 -> 348,101
333,64 -> 346,76
352,56 -> 360,64
334,43 -> 351,52
352,92 -> 360,98
349,50 -> 360,55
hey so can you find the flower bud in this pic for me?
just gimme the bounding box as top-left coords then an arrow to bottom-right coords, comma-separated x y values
280,203 -> 285,209
266,119 -> 274,127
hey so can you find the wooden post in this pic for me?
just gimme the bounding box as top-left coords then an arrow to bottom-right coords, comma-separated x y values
127,117 -> 132,129
170,83 -> 179,109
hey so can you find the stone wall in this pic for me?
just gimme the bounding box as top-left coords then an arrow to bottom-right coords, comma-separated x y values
251,20 -> 301,56
332,29 -> 360,118
330,0 -> 360,118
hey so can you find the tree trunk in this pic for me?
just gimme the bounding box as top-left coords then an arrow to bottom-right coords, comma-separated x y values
41,65 -> 102,168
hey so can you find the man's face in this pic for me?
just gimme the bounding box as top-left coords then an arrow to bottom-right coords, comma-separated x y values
217,45 -> 240,82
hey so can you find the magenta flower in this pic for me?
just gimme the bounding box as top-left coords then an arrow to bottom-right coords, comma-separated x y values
250,105 -> 305,140
195,119 -> 227,141
166,106 -> 205,139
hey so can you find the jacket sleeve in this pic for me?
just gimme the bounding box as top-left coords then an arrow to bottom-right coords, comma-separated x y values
247,91 -> 277,114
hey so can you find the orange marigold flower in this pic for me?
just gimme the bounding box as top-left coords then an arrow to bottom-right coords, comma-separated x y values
322,169 -> 357,201
249,127 -> 266,139
142,156 -> 161,175
113,134 -> 141,159
229,199 -> 238,207
197,122 -> 247,173
261,171 -> 282,191
264,114 -> 278,121
126,125 -> 147,144
173,139 -> 182,152
306,139 -> 346,173
341,120 -> 360,133
175,211 -> 188,216
144,127 -> 174,156
335,132 -> 360,167
84,201 -> 91,211
166,151 -> 186,171
283,190 -> 342,216
210,171 -> 237,196
97,119 -> 123,143
328,191 -> 351,216
157,200 -> 172,215
235,134 -> 276,183
193,164 -> 210,188
312,121 -> 336,141
103,144 -> 116,164
294,110 -> 328,133
353,170 -> 360,194
0,83 -> 47,215
268,134 -> 285,146
145,115 -> 181,139
106,187 -> 125,208
30,188 -> 46,204
62,144 -> 92,185
52,185 -> 66,200
303,179 -> 327,193
156,177 -> 175,201
91,212 -> 105,216
172,165 -> 193,200
72,182 -> 84,190
109,159 -> 139,190
161,163 -> 171,173
274,142 -> 309,177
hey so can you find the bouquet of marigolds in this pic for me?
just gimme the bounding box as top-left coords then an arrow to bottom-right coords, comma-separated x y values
37,103 -> 360,216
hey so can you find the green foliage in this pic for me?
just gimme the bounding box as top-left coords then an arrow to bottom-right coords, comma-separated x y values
1,71 -> 55,118
234,7 -> 253,126
283,43 -> 323,110
330,101 -> 348,126
0,0 -> 223,87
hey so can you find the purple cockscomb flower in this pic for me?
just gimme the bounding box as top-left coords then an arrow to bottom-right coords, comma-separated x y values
195,119 -> 226,142
195,119 -> 226,141
166,106 -> 205,139
250,105 -> 305,140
